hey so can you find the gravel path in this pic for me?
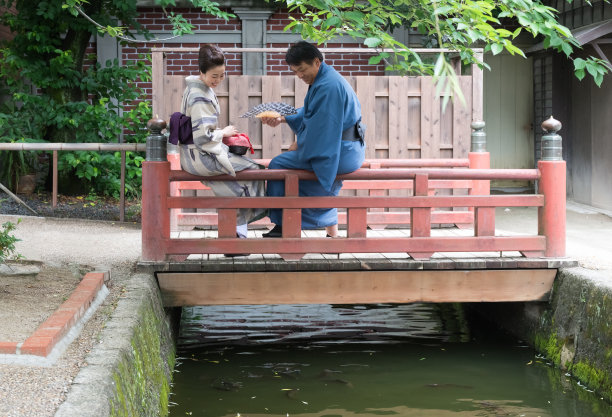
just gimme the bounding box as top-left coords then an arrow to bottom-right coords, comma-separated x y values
0,212 -> 141,417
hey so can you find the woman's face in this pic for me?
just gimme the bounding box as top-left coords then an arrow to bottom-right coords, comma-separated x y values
200,65 -> 226,89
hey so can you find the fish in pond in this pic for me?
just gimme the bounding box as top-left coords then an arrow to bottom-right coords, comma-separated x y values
282,388 -> 300,399
318,369 -> 343,378
273,367 -> 302,379
211,378 -> 243,391
425,383 -> 474,389
325,378 -> 354,389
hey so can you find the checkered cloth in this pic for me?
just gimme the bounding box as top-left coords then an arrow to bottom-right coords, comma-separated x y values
240,102 -> 298,118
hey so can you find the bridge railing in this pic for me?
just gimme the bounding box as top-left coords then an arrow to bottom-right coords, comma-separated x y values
141,117 -> 565,262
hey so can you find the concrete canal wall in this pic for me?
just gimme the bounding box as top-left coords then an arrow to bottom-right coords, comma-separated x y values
55,266 -> 612,416
474,267 -> 612,402
55,273 -> 179,417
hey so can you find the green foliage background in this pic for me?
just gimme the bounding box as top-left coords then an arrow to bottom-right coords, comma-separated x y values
0,0 -> 152,198
0,0 -> 609,198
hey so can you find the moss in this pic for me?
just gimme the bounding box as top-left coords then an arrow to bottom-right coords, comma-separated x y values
109,304 -> 175,417
571,360 -> 612,402
535,332 -> 563,366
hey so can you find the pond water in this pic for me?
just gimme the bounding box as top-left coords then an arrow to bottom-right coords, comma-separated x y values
169,303 -> 612,417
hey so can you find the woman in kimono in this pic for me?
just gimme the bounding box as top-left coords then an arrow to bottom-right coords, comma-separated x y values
178,44 -> 266,242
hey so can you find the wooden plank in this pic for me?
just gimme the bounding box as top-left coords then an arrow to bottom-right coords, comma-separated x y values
157,269 -> 557,306
389,77 -> 409,159
228,76 -> 250,134
217,209 -> 236,238
162,76 -> 185,123
356,76 -> 377,159
472,51 -> 484,122
168,194 -> 545,209
151,51 -> 165,120
420,77 -> 434,158
347,208 -> 368,237
261,76 -> 282,159
294,75 -> 308,107
164,236 -> 547,256
454,76 -> 472,159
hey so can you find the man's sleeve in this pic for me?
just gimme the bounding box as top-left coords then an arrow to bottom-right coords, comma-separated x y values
299,85 -> 345,191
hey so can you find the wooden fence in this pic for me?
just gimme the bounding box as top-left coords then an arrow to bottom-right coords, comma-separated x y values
151,47 -> 484,161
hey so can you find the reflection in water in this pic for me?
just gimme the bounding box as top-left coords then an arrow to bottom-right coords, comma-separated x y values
170,304 -> 612,417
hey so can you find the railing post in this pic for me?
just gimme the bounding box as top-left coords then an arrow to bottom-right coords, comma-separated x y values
408,173 -> 433,260
141,116 -> 170,261
167,149 -> 181,232
468,121 -> 494,236
538,116 -> 566,257
280,173 -> 304,261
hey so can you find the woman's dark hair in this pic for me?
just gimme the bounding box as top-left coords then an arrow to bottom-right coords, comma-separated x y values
198,44 -> 225,74
285,41 -> 324,66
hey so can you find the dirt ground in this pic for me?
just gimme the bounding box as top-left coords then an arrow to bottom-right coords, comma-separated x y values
0,191 -> 141,223
0,263 -> 89,341
0,192 -> 139,417
1,191 -> 132,342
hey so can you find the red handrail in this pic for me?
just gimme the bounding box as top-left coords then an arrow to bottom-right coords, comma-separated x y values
142,161 -> 564,261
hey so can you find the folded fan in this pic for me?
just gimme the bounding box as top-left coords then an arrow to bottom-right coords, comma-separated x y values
240,102 -> 298,118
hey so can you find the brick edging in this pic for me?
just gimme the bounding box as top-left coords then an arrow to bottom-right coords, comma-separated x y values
14,272 -> 108,357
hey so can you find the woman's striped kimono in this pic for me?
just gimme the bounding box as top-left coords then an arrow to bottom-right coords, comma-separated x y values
178,75 -> 266,226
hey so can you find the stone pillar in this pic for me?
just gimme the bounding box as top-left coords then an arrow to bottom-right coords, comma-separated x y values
233,8 -> 274,75
470,120 -> 487,153
145,117 -> 167,162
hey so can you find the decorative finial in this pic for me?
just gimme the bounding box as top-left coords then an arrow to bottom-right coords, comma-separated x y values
146,115 -> 167,133
470,120 -> 486,153
540,116 -> 563,161
541,116 -> 562,134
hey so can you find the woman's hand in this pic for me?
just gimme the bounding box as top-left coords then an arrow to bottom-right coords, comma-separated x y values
260,116 -> 284,127
221,125 -> 238,137
288,141 -> 298,151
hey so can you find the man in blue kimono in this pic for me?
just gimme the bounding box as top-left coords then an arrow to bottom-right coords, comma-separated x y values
261,41 -> 366,238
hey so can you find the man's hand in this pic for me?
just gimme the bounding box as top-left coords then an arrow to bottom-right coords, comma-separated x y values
288,141 -> 298,151
260,116 -> 284,127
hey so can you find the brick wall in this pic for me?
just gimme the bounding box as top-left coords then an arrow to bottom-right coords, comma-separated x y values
266,10 -> 386,76
127,7 -> 385,77
120,7 -> 386,121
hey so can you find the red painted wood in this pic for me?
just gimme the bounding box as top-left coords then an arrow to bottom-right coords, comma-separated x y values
469,152 -> 494,236
169,168 -> 540,182
176,209 -> 474,227
141,161 -> 171,261
143,158 -> 564,261
538,160 -> 566,257
217,209 -> 236,238
409,173 -> 433,259
282,173 -> 301,238
347,208 -> 368,238
176,179 -> 473,192
164,236 -> 546,255
167,194 -> 544,210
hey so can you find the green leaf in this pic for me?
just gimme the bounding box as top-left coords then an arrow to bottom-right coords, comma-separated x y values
573,58 -> 586,70
364,37 -> 382,48
491,43 -> 503,55
575,68 -> 585,81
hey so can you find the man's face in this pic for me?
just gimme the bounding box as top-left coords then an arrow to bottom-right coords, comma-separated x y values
290,58 -> 321,85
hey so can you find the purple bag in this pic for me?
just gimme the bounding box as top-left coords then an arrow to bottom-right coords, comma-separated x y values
168,112 -> 194,145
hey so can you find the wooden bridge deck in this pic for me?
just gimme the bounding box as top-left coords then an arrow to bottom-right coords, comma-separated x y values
139,227 -> 576,307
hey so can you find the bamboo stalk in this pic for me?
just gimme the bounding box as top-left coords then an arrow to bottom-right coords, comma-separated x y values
0,182 -> 38,215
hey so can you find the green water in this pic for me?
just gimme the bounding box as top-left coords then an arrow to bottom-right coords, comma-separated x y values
169,304 -> 612,417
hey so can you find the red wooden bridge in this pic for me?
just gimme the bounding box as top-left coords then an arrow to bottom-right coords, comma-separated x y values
140,118 -> 574,307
